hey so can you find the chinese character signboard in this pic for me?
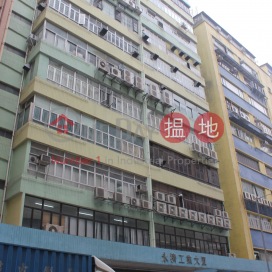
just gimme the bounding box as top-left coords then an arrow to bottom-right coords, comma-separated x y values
194,112 -> 224,143
161,252 -> 207,267
160,113 -> 190,143
160,112 -> 224,144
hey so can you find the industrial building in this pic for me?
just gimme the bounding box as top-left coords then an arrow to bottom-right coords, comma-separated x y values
0,0 -> 271,270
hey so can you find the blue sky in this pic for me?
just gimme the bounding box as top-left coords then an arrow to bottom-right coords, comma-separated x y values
189,0 -> 272,65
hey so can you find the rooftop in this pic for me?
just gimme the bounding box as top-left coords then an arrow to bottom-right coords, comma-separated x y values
193,12 -> 256,60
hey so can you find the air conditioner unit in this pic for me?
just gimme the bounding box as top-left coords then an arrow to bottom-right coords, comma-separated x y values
107,191 -> 115,200
230,67 -> 238,74
110,66 -> 122,80
149,84 -> 160,100
155,202 -> 167,214
201,147 -> 210,157
94,0 -> 103,9
158,21 -> 163,28
95,187 -> 107,198
210,150 -> 218,160
129,1 -> 136,8
23,63 -> 31,72
207,215 -> 215,225
44,223 -> 64,233
179,207 -> 188,219
130,197 -> 141,207
188,210 -> 198,221
134,76 -> 144,92
222,211 -> 229,218
231,105 -> 239,114
216,26 -> 221,33
181,22 -> 188,30
165,195 -> 176,205
228,253 -> 236,258
30,156 -> 39,164
39,154 -> 51,165
134,5 -> 142,15
161,90 -> 172,107
243,191 -> 251,200
263,199 -> 270,206
214,209 -> 222,217
217,55 -> 224,62
136,184 -> 147,193
227,35 -> 232,41
37,1 -> 46,11
244,115 -> 250,122
124,196 -> 131,204
168,204 -> 178,216
249,81 -> 255,89
192,142 -> 201,153
115,192 -> 126,203
97,59 -> 109,73
142,200 -> 152,210
198,212 -> 207,224
122,69 -> 134,86
27,34 -> 37,46
257,197 -> 264,204
224,218 -> 231,229
250,194 -> 257,201
240,111 -> 248,120
154,192 -> 165,202
215,217 -> 224,227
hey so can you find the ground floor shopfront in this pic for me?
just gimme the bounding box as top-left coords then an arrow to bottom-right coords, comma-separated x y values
0,223 -> 270,272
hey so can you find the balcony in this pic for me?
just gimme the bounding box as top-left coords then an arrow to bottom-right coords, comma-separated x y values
239,164 -> 272,190
228,111 -> 266,140
216,48 -> 265,97
233,137 -> 272,167
224,87 -> 271,127
244,199 -> 272,217
219,67 -> 266,106
251,230 -> 272,250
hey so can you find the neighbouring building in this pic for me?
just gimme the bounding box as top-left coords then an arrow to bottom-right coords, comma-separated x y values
194,11 -> 272,262
0,0 -> 271,270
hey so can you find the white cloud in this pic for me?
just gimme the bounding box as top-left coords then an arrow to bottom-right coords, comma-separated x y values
189,0 -> 272,65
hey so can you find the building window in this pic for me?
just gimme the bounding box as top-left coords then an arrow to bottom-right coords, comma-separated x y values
231,125 -> 253,143
248,214 -> 272,233
155,224 -> 228,256
0,82 -> 19,96
259,141 -> 272,156
266,166 -> 272,178
0,180 -> 5,190
23,195 -> 149,246
173,99 -> 180,111
46,61 -> 142,122
150,143 -> 220,187
47,2 -> 139,55
152,181 -> 223,214
0,128 -> 12,139
12,11 -> 32,26
236,152 -> 259,171
28,142 -> 146,194
147,110 -> 163,130
221,78 -> 244,98
4,44 -> 25,58
242,181 -> 264,197
248,97 -> 268,115
26,100 -> 144,160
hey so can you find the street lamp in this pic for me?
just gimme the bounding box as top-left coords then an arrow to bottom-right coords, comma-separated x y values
253,187 -> 271,272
